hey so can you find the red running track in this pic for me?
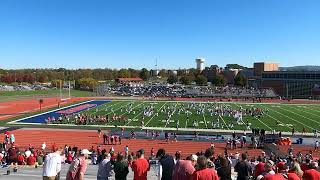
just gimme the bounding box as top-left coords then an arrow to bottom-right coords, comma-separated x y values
0,97 -> 89,121
2,128 -> 265,159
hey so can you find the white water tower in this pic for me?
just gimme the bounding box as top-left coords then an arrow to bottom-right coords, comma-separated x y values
195,58 -> 205,71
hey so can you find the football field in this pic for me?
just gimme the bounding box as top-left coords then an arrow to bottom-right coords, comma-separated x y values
48,100 -> 320,133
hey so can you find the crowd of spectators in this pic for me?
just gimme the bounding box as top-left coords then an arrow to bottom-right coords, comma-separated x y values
97,84 -> 277,98
1,129 -> 320,180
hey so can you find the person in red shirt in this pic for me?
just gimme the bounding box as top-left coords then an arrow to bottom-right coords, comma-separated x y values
26,154 -> 36,166
131,149 -> 150,180
302,161 -> 320,180
264,161 -> 300,180
192,156 -> 219,180
66,151 -> 73,164
254,158 -> 266,178
17,153 -> 25,165
172,154 -> 197,180
66,149 -> 91,180
300,159 -> 311,172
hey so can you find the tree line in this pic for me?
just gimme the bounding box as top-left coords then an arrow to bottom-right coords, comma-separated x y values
0,65 -> 248,89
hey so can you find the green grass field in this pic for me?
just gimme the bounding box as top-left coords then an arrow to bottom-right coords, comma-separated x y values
54,100 -> 320,133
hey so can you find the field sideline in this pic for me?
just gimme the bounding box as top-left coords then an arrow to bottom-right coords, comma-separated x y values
13,99 -> 320,133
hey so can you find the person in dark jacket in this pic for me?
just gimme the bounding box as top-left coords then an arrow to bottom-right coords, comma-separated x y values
217,157 -> 232,180
234,153 -> 252,180
156,148 -> 175,180
114,153 -> 129,180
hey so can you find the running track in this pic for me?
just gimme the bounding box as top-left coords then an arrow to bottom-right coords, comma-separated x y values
0,97 -> 89,121
2,128 -> 265,159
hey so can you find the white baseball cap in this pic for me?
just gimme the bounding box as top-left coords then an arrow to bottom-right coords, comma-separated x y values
81,149 -> 92,155
191,154 -> 198,161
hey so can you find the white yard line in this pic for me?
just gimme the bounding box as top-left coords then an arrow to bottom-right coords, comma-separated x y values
145,102 -> 168,126
307,106 -> 320,113
218,114 -> 229,130
164,102 -> 178,128
288,106 -> 320,119
104,102 -> 132,116
267,107 -> 316,131
278,106 -> 320,126
118,101 -> 144,116
124,101 -> 146,126
220,102 -> 242,130
202,103 -> 209,129
257,105 -> 291,131
88,101 -> 122,116
233,103 -> 272,130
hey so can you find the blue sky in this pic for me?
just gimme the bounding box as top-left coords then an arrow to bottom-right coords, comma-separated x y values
0,0 -> 319,69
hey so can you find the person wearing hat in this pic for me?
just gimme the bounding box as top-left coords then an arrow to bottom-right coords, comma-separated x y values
131,149 -> 150,180
66,149 -> 91,180
156,148 -> 175,180
172,154 -> 197,180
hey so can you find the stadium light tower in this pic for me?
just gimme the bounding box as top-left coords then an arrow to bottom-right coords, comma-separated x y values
195,58 -> 205,72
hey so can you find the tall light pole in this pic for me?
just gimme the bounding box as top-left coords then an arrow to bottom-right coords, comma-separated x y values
33,71 -> 37,84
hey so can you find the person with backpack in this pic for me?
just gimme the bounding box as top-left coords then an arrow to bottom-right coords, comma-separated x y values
66,149 -> 91,180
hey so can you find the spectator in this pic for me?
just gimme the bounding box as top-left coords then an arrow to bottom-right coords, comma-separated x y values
192,156 -> 219,180
234,153 -> 252,180
66,149 -> 91,180
17,152 -> 25,165
172,154 -> 197,180
10,134 -> 15,144
156,148 -> 175,180
174,151 -> 181,164
254,157 -> 266,178
26,154 -> 36,166
204,148 -> 215,169
43,147 -> 63,180
288,162 -> 303,179
114,153 -> 129,180
66,151 -> 73,164
302,161 -> 320,180
8,144 -> 18,165
37,151 -> 44,166
42,142 -> 46,151
91,150 -> 98,165
97,153 -> 112,180
217,157 -> 232,180
131,149 -> 150,180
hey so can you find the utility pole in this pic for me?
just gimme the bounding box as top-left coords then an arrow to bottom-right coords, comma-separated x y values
69,81 -> 71,99
60,80 -> 62,100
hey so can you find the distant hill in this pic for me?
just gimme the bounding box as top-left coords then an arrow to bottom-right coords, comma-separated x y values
279,66 -> 320,71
